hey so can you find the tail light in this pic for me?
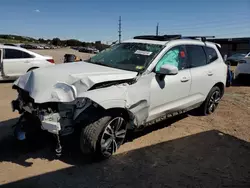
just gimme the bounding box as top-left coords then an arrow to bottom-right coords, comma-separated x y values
47,59 -> 55,64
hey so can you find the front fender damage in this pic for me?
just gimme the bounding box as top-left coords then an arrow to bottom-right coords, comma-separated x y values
13,72 -> 154,132
78,74 -> 153,127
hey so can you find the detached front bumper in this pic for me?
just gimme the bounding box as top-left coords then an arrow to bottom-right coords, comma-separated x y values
11,99 -> 61,135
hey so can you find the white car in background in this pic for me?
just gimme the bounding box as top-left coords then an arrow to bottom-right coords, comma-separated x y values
0,45 -> 55,81
234,54 -> 250,79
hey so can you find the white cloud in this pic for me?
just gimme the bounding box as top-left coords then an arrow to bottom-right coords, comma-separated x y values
34,9 -> 40,13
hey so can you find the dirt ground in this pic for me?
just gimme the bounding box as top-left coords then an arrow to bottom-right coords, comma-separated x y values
0,49 -> 250,187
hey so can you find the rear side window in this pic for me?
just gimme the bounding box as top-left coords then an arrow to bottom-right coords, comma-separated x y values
4,49 -> 34,59
204,46 -> 218,63
186,45 -> 207,68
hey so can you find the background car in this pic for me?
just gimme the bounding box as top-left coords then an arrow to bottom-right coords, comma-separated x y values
226,52 -> 250,66
20,44 -> 37,49
0,45 -> 55,81
4,43 -> 17,47
79,47 -> 99,54
234,58 -> 250,80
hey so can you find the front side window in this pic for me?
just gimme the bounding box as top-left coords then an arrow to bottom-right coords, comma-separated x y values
4,49 -> 34,59
87,43 -> 164,72
4,49 -> 23,59
186,45 -> 207,68
155,45 -> 187,72
205,46 -> 218,63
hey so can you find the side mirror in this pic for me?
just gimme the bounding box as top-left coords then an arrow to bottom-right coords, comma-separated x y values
157,64 -> 178,75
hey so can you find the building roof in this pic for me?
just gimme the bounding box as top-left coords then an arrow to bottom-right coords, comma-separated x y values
208,37 -> 250,43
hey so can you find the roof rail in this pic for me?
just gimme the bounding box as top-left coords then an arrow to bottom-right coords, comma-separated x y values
133,35 -> 182,41
133,35 -> 215,42
182,36 -> 215,42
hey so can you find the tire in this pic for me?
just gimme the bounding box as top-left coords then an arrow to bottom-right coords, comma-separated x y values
199,86 -> 221,116
80,113 -> 127,159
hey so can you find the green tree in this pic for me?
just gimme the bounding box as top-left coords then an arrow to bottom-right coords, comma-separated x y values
52,38 -> 61,46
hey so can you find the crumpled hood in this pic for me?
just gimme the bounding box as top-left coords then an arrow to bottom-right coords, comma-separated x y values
13,61 -> 138,103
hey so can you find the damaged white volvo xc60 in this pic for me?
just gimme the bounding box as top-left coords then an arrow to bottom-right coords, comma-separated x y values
11,35 -> 227,158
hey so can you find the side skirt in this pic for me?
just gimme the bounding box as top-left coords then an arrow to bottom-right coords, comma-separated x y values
142,103 -> 202,127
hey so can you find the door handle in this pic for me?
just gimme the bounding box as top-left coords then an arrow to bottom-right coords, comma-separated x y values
207,71 -> 213,76
181,77 -> 190,82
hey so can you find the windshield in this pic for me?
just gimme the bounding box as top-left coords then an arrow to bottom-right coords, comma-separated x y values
86,43 -> 164,72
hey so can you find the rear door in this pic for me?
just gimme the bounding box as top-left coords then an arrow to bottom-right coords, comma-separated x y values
187,45 -> 219,104
3,48 -> 35,76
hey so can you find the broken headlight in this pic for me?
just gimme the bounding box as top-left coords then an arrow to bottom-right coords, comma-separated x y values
75,98 -> 87,109
51,83 -> 77,102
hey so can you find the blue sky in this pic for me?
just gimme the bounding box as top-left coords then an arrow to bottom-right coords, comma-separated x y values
0,0 -> 249,42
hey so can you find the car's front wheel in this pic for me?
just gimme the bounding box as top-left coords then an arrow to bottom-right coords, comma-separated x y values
200,86 -> 221,115
80,113 -> 127,159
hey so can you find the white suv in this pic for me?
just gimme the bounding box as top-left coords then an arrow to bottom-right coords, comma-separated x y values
11,35 -> 227,159
0,45 -> 55,81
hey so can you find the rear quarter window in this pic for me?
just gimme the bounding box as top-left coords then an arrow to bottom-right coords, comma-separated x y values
186,45 -> 207,68
204,46 -> 218,63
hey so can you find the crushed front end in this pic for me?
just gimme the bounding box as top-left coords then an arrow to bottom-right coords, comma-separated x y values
11,87 -> 82,156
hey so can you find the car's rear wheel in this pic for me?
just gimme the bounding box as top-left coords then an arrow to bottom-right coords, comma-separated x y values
80,113 -> 127,159
199,86 -> 221,115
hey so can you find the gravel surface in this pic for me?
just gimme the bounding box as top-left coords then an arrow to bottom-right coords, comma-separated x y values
0,49 -> 249,188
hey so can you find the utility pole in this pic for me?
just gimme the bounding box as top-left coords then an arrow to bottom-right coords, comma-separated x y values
118,16 -> 122,43
156,23 -> 159,36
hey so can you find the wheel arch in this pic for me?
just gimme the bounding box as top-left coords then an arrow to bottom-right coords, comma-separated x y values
105,107 -> 133,123
27,67 -> 39,72
213,82 -> 225,96
74,104 -> 136,130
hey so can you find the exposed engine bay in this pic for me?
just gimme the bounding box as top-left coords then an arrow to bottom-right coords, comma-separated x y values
12,88 -> 97,136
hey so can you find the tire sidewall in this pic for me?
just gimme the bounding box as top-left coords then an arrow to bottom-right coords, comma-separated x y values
80,112 -> 128,159
203,86 -> 221,115
96,115 -> 127,159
